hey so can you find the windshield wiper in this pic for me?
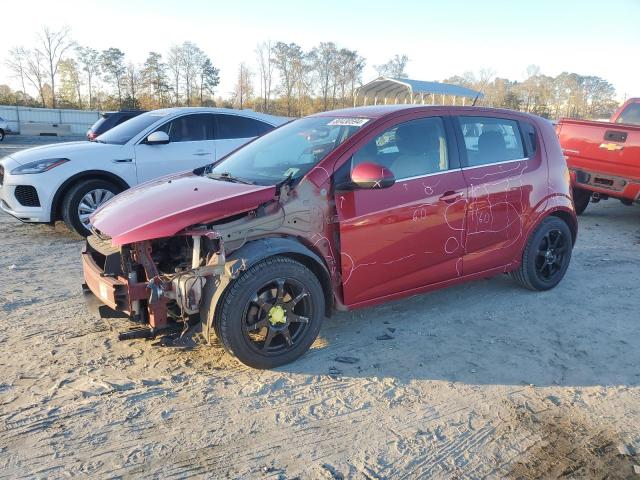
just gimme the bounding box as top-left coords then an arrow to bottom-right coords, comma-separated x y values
207,172 -> 253,185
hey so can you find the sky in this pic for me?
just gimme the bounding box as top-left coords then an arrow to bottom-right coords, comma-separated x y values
1,0 -> 639,101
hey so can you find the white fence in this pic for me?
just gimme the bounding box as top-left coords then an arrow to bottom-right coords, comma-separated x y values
0,105 -> 101,136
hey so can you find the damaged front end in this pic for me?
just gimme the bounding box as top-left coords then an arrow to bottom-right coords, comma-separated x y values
81,174 -> 339,344
82,228 -> 227,340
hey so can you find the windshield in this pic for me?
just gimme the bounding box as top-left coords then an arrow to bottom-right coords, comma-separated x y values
208,116 -> 368,185
96,111 -> 169,145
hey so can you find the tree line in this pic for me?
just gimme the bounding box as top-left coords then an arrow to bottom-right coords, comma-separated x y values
1,26 -> 620,120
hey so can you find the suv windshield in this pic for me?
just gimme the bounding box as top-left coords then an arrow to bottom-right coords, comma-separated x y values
208,116 -> 368,185
96,111 -> 168,145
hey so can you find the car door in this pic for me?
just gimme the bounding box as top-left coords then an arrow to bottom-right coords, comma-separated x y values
334,114 -> 468,306
134,113 -> 215,183
213,114 -> 273,159
455,114 -> 540,273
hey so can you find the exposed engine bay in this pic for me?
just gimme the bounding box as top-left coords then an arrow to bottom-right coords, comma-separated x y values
81,180 -> 337,342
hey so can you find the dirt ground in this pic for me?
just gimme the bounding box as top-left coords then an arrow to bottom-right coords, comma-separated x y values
1,136 -> 639,479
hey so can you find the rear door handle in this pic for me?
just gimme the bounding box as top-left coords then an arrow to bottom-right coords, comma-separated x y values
439,191 -> 463,203
193,151 -> 211,157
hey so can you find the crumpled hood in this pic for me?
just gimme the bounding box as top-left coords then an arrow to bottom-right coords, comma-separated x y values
8,141 -> 120,165
91,171 -> 276,246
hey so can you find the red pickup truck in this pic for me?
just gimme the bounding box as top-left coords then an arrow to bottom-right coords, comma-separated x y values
556,97 -> 640,214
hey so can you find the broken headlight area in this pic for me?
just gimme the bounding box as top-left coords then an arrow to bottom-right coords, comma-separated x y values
82,229 -> 226,340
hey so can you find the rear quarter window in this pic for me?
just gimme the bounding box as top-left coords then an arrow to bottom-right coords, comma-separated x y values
520,121 -> 538,156
458,116 -> 525,167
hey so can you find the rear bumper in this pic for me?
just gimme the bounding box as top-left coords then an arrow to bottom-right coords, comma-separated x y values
570,168 -> 640,202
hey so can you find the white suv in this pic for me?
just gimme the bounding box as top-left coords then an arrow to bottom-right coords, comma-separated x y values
0,108 -> 288,235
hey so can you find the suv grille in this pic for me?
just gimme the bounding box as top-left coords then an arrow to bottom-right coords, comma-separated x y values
15,185 -> 41,207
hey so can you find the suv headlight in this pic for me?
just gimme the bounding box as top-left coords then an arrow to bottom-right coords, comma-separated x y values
11,158 -> 69,174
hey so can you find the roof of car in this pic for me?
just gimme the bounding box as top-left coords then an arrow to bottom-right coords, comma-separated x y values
147,107 -> 288,126
311,105 -> 545,122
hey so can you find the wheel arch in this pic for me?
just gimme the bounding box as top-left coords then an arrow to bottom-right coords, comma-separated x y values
50,170 -> 130,221
227,236 -> 334,317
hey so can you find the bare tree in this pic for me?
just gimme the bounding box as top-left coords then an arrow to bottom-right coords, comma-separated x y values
36,26 -> 74,108
101,48 -> 126,108
77,47 -> 101,109
375,54 -> 409,78
310,42 -> 338,111
180,41 -> 204,106
255,41 -> 274,112
273,42 -> 304,116
58,58 -> 82,107
124,63 -> 141,108
233,62 -> 254,109
5,48 -> 30,104
23,48 -> 47,107
167,45 -> 182,105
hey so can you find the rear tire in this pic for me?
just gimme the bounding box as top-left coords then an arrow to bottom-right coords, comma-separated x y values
510,217 -> 573,291
61,179 -> 119,237
0,129 -> 5,141
210,256 -> 325,369
572,187 -> 591,215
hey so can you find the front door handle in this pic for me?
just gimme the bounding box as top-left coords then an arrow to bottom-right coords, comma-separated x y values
192,151 -> 211,157
112,158 -> 133,163
439,191 -> 463,203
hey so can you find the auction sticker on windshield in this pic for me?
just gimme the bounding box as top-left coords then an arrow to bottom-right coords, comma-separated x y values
327,118 -> 370,127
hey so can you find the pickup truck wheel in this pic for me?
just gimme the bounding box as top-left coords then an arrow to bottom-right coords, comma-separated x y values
61,179 -> 119,237
572,187 -> 591,215
510,217 -> 573,291
213,256 -> 325,369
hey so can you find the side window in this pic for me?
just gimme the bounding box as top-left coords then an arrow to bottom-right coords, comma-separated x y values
616,103 -> 640,125
157,114 -> 212,142
215,115 -> 269,139
458,116 -> 525,167
351,117 -> 449,180
520,121 -> 537,156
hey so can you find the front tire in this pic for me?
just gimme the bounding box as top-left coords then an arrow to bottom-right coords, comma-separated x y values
510,217 -> 573,291
61,179 -> 119,237
210,256 -> 325,369
572,187 -> 591,215
0,129 -> 5,141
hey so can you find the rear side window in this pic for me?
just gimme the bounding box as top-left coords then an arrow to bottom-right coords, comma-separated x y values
215,115 -> 272,139
616,103 -> 640,125
458,116 -> 525,167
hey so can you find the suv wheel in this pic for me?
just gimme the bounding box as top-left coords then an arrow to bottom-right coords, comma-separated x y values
207,256 -> 325,369
572,187 -> 591,215
61,179 -> 119,237
0,129 -> 5,141
510,217 -> 573,291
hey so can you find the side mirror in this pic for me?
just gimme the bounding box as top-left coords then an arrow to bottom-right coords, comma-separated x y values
348,162 -> 395,190
146,131 -> 170,145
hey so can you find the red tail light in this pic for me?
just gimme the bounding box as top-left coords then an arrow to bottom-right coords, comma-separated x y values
88,132 -> 97,141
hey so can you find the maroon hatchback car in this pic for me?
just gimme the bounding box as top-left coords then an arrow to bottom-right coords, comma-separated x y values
82,105 -> 577,368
